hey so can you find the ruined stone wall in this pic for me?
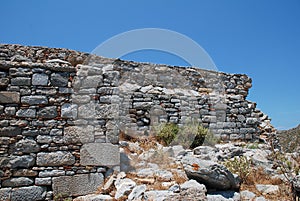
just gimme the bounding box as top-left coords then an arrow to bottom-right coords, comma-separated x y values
0,44 -> 274,200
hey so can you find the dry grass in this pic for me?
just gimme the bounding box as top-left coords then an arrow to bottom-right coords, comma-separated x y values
241,167 -> 293,201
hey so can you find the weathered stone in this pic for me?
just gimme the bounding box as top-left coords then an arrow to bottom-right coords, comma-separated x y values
11,77 -> 31,86
0,188 -> 12,201
4,106 -> 16,115
50,72 -> 69,86
13,169 -> 38,177
72,94 -> 91,104
59,87 -> 73,94
37,135 -> 52,144
10,155 -> 35,168
11,186 -> 45,201
2,177 -> 34,187
0,78 -> 9,87
128,184 -> 147,201
35,177 -> 52,186
16,108 -> 36,118
181,156 -> 240,190
73,194 -> 113,201
240,190 -> 256,200
255,184 -> 279,195
36,151 -> 75,166
144,190 -> 174,201
39,170 -> 65,177
50,128 -> 63,136
21,95 -> 48,105
115,178 -> 136,199
37,106 -> 57,118
64,125 -> 94,144
32,73 -> 48,86
61,103 -> 78,118
0,126 -> 21,137
81,75 -> 103,88
52,173 -> 104,197
11,138 -> 40,153
0,92 -> 20,103
181,180 -> 205,193
80,143 -> 120,166
246,118 -> 259,125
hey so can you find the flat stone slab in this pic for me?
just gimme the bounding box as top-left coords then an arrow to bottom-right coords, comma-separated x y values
80,143 -> 120,167
52,173 -> 104,197
0,92 -> 20,103
37,151 -> 75,166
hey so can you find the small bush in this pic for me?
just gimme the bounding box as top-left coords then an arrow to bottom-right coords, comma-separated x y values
155,123 -> 179,146
172,119 -> 217,149
223,156 -> 252,183
154,119 -> 218,148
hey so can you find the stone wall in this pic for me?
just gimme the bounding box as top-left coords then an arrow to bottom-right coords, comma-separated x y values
0,44 -> 274,200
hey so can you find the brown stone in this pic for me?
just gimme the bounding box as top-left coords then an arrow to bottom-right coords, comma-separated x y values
0,92 -> 20,103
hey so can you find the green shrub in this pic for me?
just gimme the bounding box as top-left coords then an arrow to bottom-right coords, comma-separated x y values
155,123 -> 179,145
154,119 -> 218,148
223,156 -> 252,182
172,119 -> 217,148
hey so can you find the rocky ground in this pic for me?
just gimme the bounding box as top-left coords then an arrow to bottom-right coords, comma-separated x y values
72,137 -> 300,201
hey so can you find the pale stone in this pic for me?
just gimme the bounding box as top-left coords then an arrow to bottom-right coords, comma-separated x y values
80,143 -> 120,167
52,173 -> 104,197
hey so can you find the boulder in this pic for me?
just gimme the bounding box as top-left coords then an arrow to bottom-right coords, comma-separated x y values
181,156 -> 240,190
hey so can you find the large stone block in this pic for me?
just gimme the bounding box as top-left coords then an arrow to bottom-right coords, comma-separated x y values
10,155 -> 35,168
0,126 -> 21,137
16,108 -> 36,118
11,186 -> 45,201
10,139 -> 40,153
61,103 -> 78,118
37,106 -> 57,119
63,125 -> 94,144
80,143 -> 120,167
52,173 -> 104,197
0,92 -> 20,103
11,77 -> 31,86
36,151 -> 75,166
32,73 -> 48,86
2,177 -> 34,187
21,95 -> 48,105
50,72 -> 69,86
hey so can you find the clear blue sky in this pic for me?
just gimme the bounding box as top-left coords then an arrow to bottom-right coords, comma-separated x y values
1,0 -> 299,130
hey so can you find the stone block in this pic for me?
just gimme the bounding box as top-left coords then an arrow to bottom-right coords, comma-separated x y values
39,170 -> 65,177
37,106 -> 57,119
16,108 -> 36,118
0,78 -> 9,87
36,151 -> 75,166
0,92 -> 20,103
0,188 -> 11,201
13,169 -> 38,177
80,143 -> 120,167
10,155 -> 35,168
2,177 -> 33,187
11,186 -> 45,201
52,173 -> 104,197
35,177 -> 52,186
50,72 -> 69,86
11,77 -> 31,86
11,139 -> 40,153
21,95 -> 48,105
32,73 -> 48,86
61,103 -> 78,118
0,126 -> 21,137
64,125 -> 94,144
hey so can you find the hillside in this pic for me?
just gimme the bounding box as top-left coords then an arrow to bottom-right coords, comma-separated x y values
278,124 -> 300,153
